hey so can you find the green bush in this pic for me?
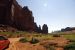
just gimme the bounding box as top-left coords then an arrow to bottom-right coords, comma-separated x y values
19,38 -> 28,43
64,42 -> 75,50
53,34 -> 60,37
30,37 -> 39,44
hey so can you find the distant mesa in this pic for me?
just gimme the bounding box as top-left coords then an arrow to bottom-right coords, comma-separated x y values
0,0 -> 48,33
61,27 -> 75,32
53,27 -> 75,33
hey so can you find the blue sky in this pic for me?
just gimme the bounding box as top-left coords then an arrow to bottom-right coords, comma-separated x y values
17,0 -> 75,33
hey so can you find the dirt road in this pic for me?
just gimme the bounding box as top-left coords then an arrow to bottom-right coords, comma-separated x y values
6,38 -> 20,50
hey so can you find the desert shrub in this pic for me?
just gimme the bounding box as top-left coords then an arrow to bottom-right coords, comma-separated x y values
48,46 -> 55,50
53,34 -> 60,37
30,37 -> 39,44
64,42 -> 75,50
68,39 -> 75,42
34,35 -> 39,37
19,38 -> 28,43
44,44 -> 55,50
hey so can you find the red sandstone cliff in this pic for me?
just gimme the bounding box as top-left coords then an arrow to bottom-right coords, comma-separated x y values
0,0 -> 35,32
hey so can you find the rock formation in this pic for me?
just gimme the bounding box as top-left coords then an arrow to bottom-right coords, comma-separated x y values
34,23 -> 48,33
42,24 -> 48,34
0,0 -> 35,32
0,0 -> 48,33
13,2 -> 35,32
61,27 -> 75,32
34,23 -> 42,33
0,0 -> 11,25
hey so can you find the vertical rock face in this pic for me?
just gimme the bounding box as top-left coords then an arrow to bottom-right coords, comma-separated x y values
0,0 -> 10,24
13,3 -> 35,31
12,0 -> 35,31
34,23 -> 42,33
0,0 -> 35,32
42,24 -> 48,34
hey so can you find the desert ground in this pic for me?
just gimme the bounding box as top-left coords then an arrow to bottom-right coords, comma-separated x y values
6,36 -> 70,50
